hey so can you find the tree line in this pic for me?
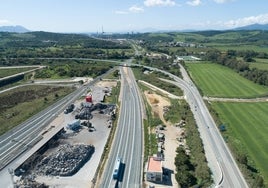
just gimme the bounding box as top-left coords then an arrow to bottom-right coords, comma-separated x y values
35,61 -> 113,79
166,100 -> 212,188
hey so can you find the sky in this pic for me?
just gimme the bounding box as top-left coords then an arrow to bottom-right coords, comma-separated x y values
0,0 -> 268,33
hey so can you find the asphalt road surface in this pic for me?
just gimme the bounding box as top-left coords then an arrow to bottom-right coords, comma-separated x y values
99,66 -> 143,188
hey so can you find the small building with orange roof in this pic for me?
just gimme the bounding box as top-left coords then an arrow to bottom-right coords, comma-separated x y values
146,156 -> 163,182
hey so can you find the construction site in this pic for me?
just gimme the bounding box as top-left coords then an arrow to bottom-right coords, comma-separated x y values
13,80 -> 118,188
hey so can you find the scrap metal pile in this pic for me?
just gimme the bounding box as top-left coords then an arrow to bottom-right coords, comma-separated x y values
35,144 -> 94,176
75,102 -> 116,120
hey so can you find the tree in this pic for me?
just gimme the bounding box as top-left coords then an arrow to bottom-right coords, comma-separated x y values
44,97 -> 48,103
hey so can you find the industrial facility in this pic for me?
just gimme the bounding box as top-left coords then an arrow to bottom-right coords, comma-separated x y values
12,80 -> 118,187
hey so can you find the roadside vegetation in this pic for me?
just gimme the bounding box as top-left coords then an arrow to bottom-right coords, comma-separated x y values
138,84 -> 162,164
132,66 -> 183,96
103,69 -> 120,80
164,100 -> 212,187
0,85 -> 74,136
210,102 -> 267,187
104,83 -> 120,105
0,67 -> 36,78
35,61 -> 114,79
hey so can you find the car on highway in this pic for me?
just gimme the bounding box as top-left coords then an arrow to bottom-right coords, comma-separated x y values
113,157 -> 122,180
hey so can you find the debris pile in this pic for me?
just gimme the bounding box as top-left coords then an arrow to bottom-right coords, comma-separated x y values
75,103 -> 116,119
35,144 -> 94,176
15,175 -> 48,188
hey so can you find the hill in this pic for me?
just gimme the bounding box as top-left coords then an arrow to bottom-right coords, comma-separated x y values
234,24 -> 268,31
0,25 -> 30,33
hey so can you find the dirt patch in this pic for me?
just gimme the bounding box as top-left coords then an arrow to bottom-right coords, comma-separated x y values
144,90 -> 170,125
144,90 -> 182,188
96,80 -> 117,88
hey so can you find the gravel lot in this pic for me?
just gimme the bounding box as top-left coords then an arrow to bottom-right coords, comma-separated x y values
35,110 -> 112,188
15,81 -> 117,188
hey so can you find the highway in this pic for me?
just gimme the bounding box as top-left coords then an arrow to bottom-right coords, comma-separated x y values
99,66 -> 143,188
0,54 -> 249,187
153,64 -> 249,188
0,68 -> 115,171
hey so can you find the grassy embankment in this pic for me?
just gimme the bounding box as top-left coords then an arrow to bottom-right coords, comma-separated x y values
0,67 -> 36,78
132,66 -> 183,96
0,85 -> 74,136
132,66 -> 168,162
185,62 -> 268,186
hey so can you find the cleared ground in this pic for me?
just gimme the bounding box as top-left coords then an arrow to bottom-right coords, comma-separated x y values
185,62 -> 268,98
211,102 -> 268,185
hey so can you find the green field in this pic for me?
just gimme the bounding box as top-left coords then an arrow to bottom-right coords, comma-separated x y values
0,85 -> 74,135
249,58 -> 268,70
0,67 -> 35,78
212,102 -> 268,186
211,44 -> 268,53
185,62 -> 268,98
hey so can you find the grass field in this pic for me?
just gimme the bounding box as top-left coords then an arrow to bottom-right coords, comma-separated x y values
185,62 -> 268,98
249,58 -> 268,70
211,102 -> 268,186
0,67 -> 35,78
0,85 -> 74,136
210,44 -> 268,53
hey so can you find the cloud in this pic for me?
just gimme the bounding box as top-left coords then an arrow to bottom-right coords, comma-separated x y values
224,13 -> 268,28
115,5 -> 144,15
187,0 -> 201,6
0,19 -> 12,26
144,0 -> 176,7
129,5 -> 144,13
213,0 -> 232,3
115,10 -> 129,15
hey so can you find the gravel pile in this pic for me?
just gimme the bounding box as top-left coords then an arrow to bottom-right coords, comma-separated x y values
35,144 -> 94,176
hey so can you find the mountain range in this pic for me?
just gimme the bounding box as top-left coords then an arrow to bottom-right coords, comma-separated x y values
1,23 -> 268,33
234,23 -> 268,31
0,25 -> 30,33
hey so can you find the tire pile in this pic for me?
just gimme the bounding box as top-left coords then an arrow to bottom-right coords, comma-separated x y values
35,144 -> 94,176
